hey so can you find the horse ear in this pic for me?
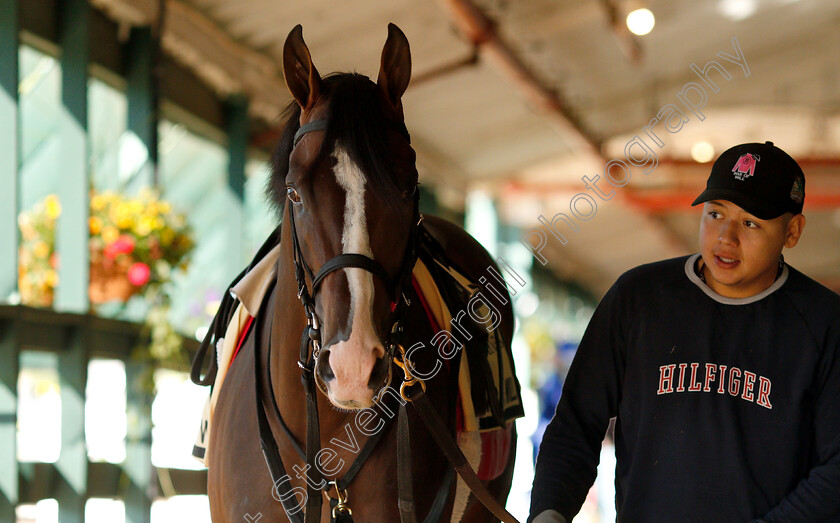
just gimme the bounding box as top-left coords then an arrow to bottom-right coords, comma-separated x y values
377,23 -> 411,113
283,24 -> 323,112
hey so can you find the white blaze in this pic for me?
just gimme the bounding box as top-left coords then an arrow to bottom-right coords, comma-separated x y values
333,146 -> 374,325
328,146 -> 382,405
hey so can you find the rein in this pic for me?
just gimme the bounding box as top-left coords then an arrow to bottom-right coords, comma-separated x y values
255,118 -> 519,523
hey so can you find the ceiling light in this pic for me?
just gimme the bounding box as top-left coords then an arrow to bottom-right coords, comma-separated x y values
718,0 -> 757,21
691,141 -> 715,163
626,8 -> 655,36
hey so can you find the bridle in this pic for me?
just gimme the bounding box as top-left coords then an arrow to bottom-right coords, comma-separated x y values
285,118 -> 421,392
257,116 -> 424,523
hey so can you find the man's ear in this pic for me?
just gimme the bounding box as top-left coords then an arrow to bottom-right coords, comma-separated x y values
784,213 -> 806,248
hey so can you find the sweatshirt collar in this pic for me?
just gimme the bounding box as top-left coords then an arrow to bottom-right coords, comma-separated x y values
684,253 -> 788,305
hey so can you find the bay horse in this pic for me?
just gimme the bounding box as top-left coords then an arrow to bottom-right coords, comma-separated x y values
204,24 -> 517,522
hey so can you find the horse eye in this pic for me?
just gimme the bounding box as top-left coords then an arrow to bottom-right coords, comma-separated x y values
402,183 -> 417,200
287,186 -> 302,204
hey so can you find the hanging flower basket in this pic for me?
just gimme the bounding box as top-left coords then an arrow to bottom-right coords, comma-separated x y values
88,258 -> 139,304
18,190 -> 194,307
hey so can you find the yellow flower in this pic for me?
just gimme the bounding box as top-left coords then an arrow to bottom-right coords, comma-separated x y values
109,204 -> 121,224
136,216 -> 154,236
159,202 -> 171,214
91,194 -> 107,211
45,270 -> 59,287
44,195 -> 61,220
102,226 -> 119,244
33,241 -> 50,259
89,216 -> 103,235
117,214 -> 134,230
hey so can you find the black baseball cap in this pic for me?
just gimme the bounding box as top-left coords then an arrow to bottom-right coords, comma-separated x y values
692,141 -> 805,220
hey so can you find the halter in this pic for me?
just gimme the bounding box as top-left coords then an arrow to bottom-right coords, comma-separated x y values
286,117 -> 420,380
260,117 -> 423,523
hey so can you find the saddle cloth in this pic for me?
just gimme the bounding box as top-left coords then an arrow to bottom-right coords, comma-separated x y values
192,244 -> 520,483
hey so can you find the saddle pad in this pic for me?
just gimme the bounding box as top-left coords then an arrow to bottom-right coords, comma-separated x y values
412,258 -> 523,430
192,302 -> 253,465
412,258 -> 514,481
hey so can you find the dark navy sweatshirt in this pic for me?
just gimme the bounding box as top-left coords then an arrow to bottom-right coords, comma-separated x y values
530,254 -> 840,522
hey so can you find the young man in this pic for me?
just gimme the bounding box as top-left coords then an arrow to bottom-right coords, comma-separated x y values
529,142 -> 840,522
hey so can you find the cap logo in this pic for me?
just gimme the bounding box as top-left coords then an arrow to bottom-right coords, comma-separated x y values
732,153 -> 760,180
790,176 -> 804,203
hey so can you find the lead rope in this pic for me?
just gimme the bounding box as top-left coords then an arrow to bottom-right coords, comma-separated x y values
394,345 -> 521,523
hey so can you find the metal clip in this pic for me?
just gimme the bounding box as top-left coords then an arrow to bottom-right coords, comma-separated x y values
325,481 -> 352,519
393,344 -> 426,402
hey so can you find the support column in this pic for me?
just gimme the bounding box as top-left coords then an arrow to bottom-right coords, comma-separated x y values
0,0 -> 20,303
0,319 -> 19,523
124,360 -> 153,523
56,326 -> 88,523
226,95 -> 248,272
54,0 -> 90,313
125,26 -> 155,193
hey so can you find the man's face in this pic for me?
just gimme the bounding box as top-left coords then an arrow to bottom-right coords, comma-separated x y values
698,200 -> 805,298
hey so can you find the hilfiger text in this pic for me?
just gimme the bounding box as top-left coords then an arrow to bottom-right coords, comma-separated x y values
656,362 -> 772,409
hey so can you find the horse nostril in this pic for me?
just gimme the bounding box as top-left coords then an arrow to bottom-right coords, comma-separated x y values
367,356 -> 389,390
317,349 -> 335,382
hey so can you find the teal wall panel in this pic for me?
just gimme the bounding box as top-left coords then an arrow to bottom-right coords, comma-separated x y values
0,0 -> 20,303
54,0 -> 90,313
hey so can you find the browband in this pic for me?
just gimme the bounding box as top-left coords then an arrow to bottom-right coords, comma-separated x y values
292,119 -> 411,149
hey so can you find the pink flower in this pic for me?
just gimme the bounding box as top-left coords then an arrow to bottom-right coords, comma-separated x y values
127,262 -> 151,286
104,235 -> 135,260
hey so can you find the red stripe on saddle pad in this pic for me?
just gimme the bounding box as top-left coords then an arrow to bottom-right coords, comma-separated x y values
477,423 -> 514,481
411,276 -> 440,333
231,316 -> 255,364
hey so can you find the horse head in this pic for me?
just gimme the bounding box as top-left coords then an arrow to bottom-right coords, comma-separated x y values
271,24 -> 419,410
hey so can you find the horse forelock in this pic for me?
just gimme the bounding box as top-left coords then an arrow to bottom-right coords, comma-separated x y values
322,74 -> 406,208
267,73 -> 413,221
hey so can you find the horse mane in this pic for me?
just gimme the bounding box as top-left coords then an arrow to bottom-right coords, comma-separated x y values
267,73 -> 411,220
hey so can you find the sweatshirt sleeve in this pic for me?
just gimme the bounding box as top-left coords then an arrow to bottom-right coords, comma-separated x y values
761,326 -> 840,522
529,278 -> 629,522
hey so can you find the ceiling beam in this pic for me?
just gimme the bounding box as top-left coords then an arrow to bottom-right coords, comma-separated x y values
433,0 -> 691,261
597,0 -> 643,65
435,0 -> 603,161
90,0 -> 289,123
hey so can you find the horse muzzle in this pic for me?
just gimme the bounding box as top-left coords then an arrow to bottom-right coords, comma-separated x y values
315,343 -> 392,409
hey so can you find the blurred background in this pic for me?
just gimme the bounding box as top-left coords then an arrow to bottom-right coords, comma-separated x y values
1,0 -> 839,521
